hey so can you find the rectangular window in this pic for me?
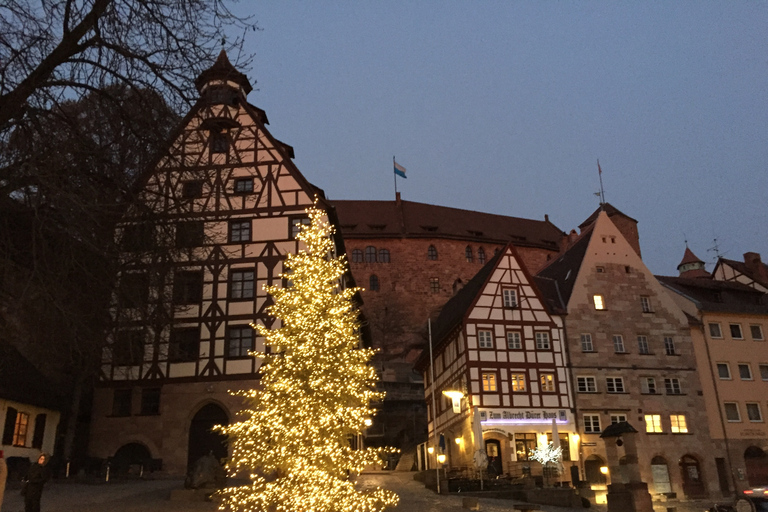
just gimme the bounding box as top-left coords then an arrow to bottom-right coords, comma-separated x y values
593,294 -> 605,310
229,220 -> 251,242
113,330 -> 144,366
665,378 -> 682,395
173,270 -> 203,304
230,269 -> 254,300
724,402 -> 741,422
175,221 -> 205,248
290,217 -> 311,239
664,337 -> 676,355
717,363 -> 731,380
751,325 -> 764,341
577,376 -> 597,393
670,414 -> 688,433
640,296 -> 652,313
610,414 -> 627,424
760,364 -> 768,381
606,377 -> 625,393
121,223 -> 155,252
536,332 -> 551,350
481,373 -> 497,392
507,331 -> 522,350
210,130 -> 228,153
140,388 -> 161,415
12,412 -> 29,447
181,180 -> 204,199
546,433 -> 571,461
112,389 -> 132,417
637,335 -> 650,354
510,373 -> 526,392
613,335 -> 626,353
515,433 -> 537,461
739,364 -> 753,380
234,177 -> 254,193
503,289 -> 518,308
747,403 -> 763,422
645,414 -> 663,433
430,277 -> 440,293
730,324 -> 744,339
581,333 -> 594,352
641,377 -> 657,394
169,327 -> 200,362
540,373 -> 555,392
118,272 -> 149,309
478,330 -> 494,349
228,326 -> 255,358
583,415 -> 601,433
709,323 -> 723,338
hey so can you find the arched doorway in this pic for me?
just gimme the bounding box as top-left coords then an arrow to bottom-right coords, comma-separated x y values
112,442 -> 152,475
584,455 -> 607,486
188,403 -> 229,472
651,456 -> 672,494
680,454 -> 707,498
745,446 -> 768,486
486,439 -> 503,477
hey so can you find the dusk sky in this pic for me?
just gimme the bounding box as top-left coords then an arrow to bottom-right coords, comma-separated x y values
231,2 -> 767,275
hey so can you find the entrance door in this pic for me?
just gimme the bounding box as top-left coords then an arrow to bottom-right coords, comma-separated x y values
584,455 -> 607,486
680,455 -> 707,498
651,456 -> 672,494
188,403 -> 229,471
745,446 -> 768,487
486,439 -> 503,477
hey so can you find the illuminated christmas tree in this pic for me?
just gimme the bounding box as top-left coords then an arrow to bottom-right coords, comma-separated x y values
218,204 -> 399,512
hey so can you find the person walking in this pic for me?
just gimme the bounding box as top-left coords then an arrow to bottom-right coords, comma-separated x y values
23,453 -> 49,512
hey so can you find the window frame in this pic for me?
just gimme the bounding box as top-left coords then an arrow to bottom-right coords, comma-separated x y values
606,377 -> 625,393
427,245 -> 438,260
670,414 -> 689,433
364,246 -> 377,263
665,378 -> 682,395
510,373 -> 526,392
369,274 -> 380,292
535,331 -> 551,350
540,373 -> 556,392
709,323 -> 723,339
645,414 -> 663,433
465,246 -> 473,263
477,247 -> 486,264
229,269 -> 255,300
227,325 -> 255,359
637,335 -> 650,355
229,220 -> 251,243
168,327 -> 200,363
640,296 -> 652,313
478,330 -> 494,349
502,288 -> 518,308
717,363 -> 731,380
12,411 -> 29,447
351,249 -> 363,263
378,249 -> 390,263
610,414 -> 628,425
612,334 -> 626,353
730,324 -> 744,340
289,217 -> 311,239
641,377 -> 657,394
140,387 -> 161,416
724,402 -> 741,422
481,372 -> 498,392
233,177 -> 254,194
583,414 -> 601,434
738,363 -> 753,381
577,376 -> 597,393
759,364 -> 768,381
429,277 -> 440,293
664,336 -> 676,355
506,331 -> 522,350
173,270 -> 204,305
751,325 -> 764,341
593,294 -> 606,310
581,333 -> 594,352
746,403 -> 763,422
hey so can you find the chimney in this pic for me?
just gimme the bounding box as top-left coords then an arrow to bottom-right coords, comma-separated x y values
744,252 -> 768,282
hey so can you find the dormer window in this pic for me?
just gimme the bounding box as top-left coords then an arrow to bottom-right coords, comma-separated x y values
207,86 -> 237,106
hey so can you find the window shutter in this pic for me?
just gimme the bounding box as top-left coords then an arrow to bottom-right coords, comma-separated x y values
32,414 -> 47,449
2,407 -> 17,445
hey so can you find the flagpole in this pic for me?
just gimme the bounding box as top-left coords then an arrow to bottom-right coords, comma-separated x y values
597,159 -> 605,207
393,156 -> 398,198
428,318 -> 440,494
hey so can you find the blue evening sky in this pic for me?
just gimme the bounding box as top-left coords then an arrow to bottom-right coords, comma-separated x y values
230,2 -> 767,275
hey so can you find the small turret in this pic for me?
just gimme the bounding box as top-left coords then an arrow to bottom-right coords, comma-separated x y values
677,247 -> 710,278
194,50 -> 252,100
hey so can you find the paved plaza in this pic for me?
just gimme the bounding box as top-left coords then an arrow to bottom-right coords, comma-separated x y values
1,471 -> 716,512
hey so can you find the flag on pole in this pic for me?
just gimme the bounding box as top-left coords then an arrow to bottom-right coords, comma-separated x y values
598,159 -> 602,175
394,160 -> 407,179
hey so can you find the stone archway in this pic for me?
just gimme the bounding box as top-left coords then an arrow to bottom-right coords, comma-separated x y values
680,454 -> 707,498
112,442 -> 152,475
584,454 -> 607,486
187,403 -> 229,472
651,455 -> 672,494
745,446 -> 768,486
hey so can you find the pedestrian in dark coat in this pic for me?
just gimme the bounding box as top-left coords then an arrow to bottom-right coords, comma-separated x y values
24,453 -> 50,512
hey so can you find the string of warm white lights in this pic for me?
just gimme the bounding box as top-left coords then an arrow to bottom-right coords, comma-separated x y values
217,203 -> 399,512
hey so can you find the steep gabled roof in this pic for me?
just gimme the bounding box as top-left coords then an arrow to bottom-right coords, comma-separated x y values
578,202 -> 637,230
680,247 -> 704,267
657,275 -> 768,315
715,255 -> 768,288
332,199 -> 563,251
431,250 -> 504,345
536,227 -> 594,306
194,50 -> 253,95
0,344 -> 62,410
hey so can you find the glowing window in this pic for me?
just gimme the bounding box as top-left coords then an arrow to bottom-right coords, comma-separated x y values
670,414 -> 688,433
510,374 -> 526,392
645,414 -> 662,433
593,295 -> 605,310
481,373 -> 497,392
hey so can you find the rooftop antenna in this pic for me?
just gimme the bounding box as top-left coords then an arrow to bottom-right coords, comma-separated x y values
707,237 -> 722,264
597,159 -> 606,209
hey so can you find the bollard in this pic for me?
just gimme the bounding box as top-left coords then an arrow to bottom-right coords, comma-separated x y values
66,460 -> 71,478
105,462 -> 110,482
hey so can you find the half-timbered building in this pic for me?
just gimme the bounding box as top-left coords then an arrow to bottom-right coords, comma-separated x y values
416,244 -> 577,481
88,52 -> 344,475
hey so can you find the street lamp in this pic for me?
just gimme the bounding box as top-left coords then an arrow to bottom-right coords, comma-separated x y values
442,389 -> 464,413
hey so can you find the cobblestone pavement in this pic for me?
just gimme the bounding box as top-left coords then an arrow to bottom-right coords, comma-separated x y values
1,471 -> 716,512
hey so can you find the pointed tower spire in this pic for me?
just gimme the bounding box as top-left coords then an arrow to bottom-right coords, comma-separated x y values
194,50 -> 253,96
677,246 -> 710,278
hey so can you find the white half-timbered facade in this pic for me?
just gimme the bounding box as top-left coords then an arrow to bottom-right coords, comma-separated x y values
88,52 -> 342,475
417,244 -> 576,480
